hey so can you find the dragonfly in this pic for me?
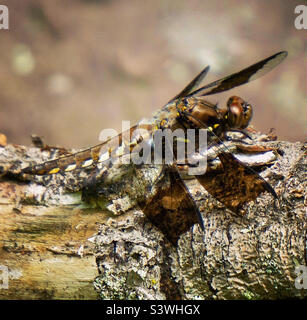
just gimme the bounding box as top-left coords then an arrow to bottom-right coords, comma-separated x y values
22,51 -> 288,245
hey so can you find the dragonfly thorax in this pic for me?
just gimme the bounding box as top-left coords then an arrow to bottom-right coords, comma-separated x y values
176,98 -> 223,131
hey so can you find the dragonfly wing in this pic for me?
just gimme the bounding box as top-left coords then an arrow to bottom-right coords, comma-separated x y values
167,66 -> 210,103
188,51 -> 288,97
195,152 -> 277,214
141,168 -> 204,245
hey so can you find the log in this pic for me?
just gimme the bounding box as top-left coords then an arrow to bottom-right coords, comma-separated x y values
0,134 -> 306,299
0,143 -> 100,299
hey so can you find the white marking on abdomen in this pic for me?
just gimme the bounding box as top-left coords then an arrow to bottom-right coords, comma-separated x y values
65,163 -> 77,172
82,158 -> 94,167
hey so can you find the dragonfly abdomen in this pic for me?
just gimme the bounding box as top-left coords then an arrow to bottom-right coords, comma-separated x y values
22,147 -> 100,175
22,124 -> 153,175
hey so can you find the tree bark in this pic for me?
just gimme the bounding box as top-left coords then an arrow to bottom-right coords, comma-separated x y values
0,136 -> 306,299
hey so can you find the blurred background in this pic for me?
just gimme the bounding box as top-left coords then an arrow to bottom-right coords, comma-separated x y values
0,0 -> 306,148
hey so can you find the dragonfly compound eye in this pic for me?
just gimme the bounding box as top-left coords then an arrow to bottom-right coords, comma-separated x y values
227,96 -> 253,129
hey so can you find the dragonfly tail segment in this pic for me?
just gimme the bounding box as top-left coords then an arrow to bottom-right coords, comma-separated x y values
21,124 -> 152,176
22,146 -> 100,175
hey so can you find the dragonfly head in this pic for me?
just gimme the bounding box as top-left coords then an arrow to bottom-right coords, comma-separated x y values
226,96 -> 253,129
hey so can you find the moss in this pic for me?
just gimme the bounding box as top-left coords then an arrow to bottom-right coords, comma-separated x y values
242,290 -> 256,300
260,255 -> 282,276
15,220 -> 70,237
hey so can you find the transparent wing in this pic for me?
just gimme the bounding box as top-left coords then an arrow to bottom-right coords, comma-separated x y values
167,66 -> 210,103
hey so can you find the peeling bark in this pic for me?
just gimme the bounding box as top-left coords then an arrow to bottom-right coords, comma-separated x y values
0,136 -> 306,299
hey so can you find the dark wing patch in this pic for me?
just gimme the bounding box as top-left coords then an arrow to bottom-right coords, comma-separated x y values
196,152 -> 277,214
141,169 -> 204,245
188,51 -> 287,97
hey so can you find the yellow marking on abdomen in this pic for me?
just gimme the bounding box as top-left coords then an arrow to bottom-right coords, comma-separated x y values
129,139 -> 138,147
48,167 -> 60,174
115,142 -> 126,157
